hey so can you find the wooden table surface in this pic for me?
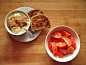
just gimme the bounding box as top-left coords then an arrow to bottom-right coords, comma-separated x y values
0,0 -> 86,65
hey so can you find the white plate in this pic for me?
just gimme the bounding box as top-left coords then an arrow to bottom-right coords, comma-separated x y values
10,7 -> 42,42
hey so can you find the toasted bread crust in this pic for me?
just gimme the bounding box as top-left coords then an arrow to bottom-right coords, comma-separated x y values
28,9 -> 44,18
30,14 -> 50,32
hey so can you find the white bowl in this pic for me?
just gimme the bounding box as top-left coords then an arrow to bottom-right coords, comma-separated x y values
4,10 -> 30,35
45,25 -> 80,62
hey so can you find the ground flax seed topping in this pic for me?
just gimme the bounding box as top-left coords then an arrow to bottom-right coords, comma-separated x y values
7,13 -> 29,34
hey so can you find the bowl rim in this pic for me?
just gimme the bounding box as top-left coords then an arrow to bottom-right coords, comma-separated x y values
45,25 -> 80,62
4,9 -> 30,35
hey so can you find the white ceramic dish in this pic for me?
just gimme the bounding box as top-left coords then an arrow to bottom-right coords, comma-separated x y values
5,7 -> 41,42
45,25 -> 80,62
5,9 -> 30,35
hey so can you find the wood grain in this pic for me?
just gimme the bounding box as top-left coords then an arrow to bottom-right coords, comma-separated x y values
0,0 -> 86,65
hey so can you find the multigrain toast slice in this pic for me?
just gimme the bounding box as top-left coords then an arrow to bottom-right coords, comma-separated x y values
30,14 -> 50,32
28,9 -> 44,18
